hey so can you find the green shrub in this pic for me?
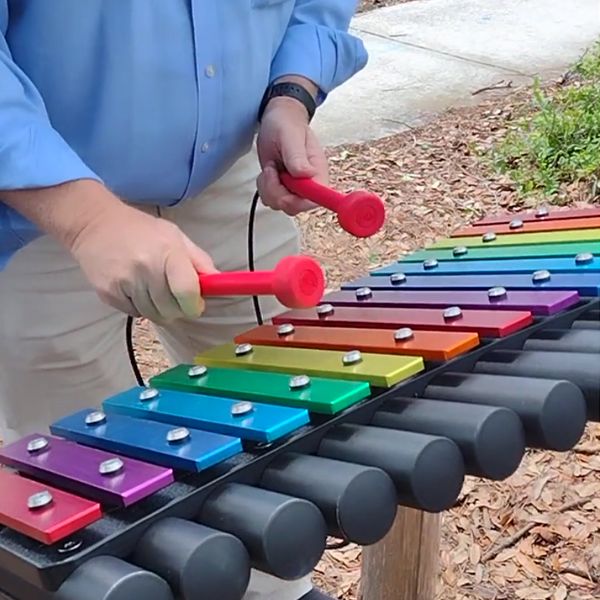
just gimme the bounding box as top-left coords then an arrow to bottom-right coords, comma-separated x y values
489,42 -> 600,200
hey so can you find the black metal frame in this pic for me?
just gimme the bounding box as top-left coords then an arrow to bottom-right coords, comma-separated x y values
0,298 -> 598,594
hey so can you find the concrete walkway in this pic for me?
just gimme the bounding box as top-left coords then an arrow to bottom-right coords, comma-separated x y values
312,0 -> 600,146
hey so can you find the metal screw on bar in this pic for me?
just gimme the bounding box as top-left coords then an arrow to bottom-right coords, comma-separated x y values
509,219 -> 524,230
188,365 -> 208,378
394,327 -> 414,342
488,286 -> 508,300
85,411 -> 107,426
289,375 -> 311,390
532,269 -> 551,283
99,458 -> 124,476
390,273 -> 407,285
235,343 -> 253,356
139,388 -> 160,401
316,303 -> 334,316
342,350 -> 362,366
536,206 -> 549,218
277,323 -> 295,336
575,252 -> 594,266
166,427 -> 190,444
482,232 -> 496,243
27,490 -> 53,510
453,246 -> 468,257
355,287 -> 373,300
231,401 -> 254,416
423,258 -> 439,270
27,437 -> 49,453
57,540 -> 83,555
443,306 -> 463,320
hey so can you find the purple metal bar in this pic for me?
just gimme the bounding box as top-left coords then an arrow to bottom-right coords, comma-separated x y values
323,289 -> 580,316
0,434 -> 174,507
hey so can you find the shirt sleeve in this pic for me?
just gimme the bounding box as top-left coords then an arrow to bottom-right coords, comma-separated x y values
269,0 -> 368,99
0,3 -> 100,191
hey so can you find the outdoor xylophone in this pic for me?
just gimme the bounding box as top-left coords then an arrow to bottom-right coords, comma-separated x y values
0,198 -> 599,600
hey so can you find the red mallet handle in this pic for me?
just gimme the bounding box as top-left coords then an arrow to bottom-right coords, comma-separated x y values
198,256 -> 325,309
280,172 -> 385,238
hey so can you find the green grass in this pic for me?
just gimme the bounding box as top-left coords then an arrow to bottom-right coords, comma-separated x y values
489,41 -> 600,202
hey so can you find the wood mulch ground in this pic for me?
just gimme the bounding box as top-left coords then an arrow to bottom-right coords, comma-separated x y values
135,75 -> 599,600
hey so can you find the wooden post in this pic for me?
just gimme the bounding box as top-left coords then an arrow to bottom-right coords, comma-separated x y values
359,508 -> 441,600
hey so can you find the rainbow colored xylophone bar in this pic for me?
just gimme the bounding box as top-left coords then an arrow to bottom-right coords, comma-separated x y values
0,206 -> 598,600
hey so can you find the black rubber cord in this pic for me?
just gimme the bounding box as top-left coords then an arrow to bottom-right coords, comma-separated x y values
248,189 -> 263,325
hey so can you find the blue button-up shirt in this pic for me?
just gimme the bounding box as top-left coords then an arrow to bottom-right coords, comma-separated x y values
0,0 -> 367,269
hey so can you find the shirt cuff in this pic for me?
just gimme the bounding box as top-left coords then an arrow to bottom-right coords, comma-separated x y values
269,23 -> 368,102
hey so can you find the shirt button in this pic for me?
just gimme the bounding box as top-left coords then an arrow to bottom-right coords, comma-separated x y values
205,65 -> 215,78
201,143 -> 209,153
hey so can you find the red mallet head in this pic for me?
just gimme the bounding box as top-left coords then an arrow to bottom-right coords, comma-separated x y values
337,190 -> 386,238
272,256 -> 325,309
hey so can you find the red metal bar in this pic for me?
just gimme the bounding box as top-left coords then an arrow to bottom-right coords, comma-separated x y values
280,173 -> 385,238
473,206 -> 600,226
199,255 -> 325,308
0,468 -> 102,544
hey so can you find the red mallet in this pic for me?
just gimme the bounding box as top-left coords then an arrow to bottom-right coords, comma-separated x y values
198,256 -> 325,309
280,172 -> 385,238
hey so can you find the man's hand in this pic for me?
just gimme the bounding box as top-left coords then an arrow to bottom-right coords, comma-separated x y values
256,78 -> 329,216
2,180 -> 217,323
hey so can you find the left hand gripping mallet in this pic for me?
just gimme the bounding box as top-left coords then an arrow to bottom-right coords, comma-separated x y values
280,172 -> 386,238
198,255 -> 325,309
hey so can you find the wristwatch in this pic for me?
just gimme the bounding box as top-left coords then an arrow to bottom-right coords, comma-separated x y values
258,81 -> 317,122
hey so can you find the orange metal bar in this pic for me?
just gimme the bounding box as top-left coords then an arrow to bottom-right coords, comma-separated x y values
235,324 -> 480,361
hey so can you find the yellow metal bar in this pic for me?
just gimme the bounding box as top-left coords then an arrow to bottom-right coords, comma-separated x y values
431,227 -> 600,249
195,343 -> 424,388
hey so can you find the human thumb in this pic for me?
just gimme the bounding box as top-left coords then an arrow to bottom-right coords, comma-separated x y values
182,234 -> 219,275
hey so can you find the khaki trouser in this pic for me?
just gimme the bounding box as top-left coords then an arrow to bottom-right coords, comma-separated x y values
0,149 -> 313,600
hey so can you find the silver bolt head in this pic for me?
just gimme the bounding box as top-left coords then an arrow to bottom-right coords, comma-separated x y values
235,343 -> 253,356
342,350 -> 363,365
488,286 -> 508,299
536,206 -> 549,217
188,365 -> 208,378
277,323 -> 295,336
509,219 -> 524,229
166,427 -> 190,443
289,374 -> 311,390
27,490 -> 53,510
316,303 -> 334,316
99,457 -> 124,475
532,269 -> 551,283
231,401 -> 254,416
85,411 -> 106,426
575,252 -> 594,265
139,387 -> 159,401
390,272 -> 407,285
394,327 -> 414,341
355,287 -> 373,299
423,259 -> 439,270
453,246 -> 468,257
482,231 -> 497,243
443,306 -> 463,320
27,437 -> 49,453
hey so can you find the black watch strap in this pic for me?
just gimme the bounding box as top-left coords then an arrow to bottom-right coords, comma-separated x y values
258,82 -> 317,122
